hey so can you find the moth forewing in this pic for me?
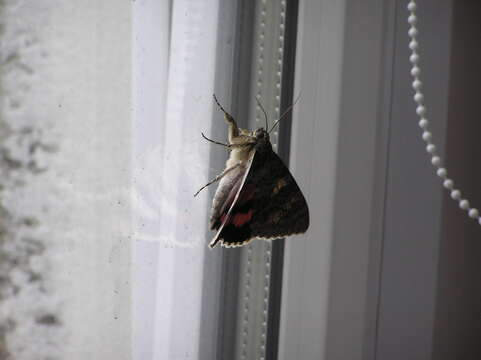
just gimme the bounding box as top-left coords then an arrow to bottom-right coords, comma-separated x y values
209,153 -> 251,230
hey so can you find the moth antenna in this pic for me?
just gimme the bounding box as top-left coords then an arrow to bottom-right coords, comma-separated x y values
255,97 -> 269,131
269,93 -> 302,134
213,94 -> 229,115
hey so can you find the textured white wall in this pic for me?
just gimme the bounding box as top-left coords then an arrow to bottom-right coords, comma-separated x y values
0,1 -> 132,359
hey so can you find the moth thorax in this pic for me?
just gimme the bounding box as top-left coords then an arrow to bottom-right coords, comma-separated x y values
227,146 -> 251,167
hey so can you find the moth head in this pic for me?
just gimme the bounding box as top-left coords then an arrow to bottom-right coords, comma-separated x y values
252,128 -> 271,152
253,127 -> 269,141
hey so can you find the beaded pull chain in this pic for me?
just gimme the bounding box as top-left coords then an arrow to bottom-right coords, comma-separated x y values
407,1 -> 480,223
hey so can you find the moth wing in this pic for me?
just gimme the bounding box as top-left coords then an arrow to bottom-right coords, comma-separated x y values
209,147 -> 309,248
209,153 -> 253,231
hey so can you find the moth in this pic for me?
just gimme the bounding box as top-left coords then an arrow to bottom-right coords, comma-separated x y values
195,95 -> 309,248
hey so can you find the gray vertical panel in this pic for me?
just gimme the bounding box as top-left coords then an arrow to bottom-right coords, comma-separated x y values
278,1 -> 348,359
363,1 -> 397,359
376,1 -> 452,359
325,1 -> 391,360
432,1 -> 481,359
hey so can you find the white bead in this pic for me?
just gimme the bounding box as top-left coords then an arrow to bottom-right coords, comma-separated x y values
451,190 -> 461,200
459,199 -> 470,210
408,27 -> 418,38
443,179 -> 453,189
408,15 -> 417,25
416,105 -> 426,116
410,53 -> 419,64
422,131 -> 432,141
469,208 -> 479,218
436,168 -> 447,178
404,3 -> 480,221
426,144 -> 436,154
418,118 -> 429,129
412,79 -> 422,90
414,92 -> 424,103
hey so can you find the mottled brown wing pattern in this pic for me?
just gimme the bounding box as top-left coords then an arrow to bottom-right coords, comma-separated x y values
209,147 -> 309,248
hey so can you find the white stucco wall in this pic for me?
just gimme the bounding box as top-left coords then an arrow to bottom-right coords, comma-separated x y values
0,1 -> 132,359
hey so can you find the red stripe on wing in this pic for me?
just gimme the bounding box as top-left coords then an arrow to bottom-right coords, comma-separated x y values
231,209 -> 253,227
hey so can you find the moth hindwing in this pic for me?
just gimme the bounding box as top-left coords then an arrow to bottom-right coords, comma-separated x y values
196,95 -> 309,248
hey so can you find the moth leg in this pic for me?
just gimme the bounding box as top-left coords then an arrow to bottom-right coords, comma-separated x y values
201,132 -> 255,149
194,162 -> 241,197
213,94 -> 239,143
201,132 -> 230,148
